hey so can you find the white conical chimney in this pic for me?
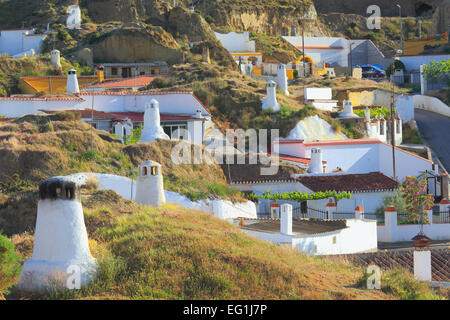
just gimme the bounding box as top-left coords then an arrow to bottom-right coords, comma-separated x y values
262,80 -> 281,112
139,99 -> 170,143
135,160 -> 166,207
66,69 -> 80,94
276,64 -> 289,96
51,49 -> 61,69
307,148 -> 323,174
18,177 -> 97,292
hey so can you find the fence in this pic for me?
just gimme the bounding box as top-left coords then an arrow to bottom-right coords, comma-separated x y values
434,212 -> 450,224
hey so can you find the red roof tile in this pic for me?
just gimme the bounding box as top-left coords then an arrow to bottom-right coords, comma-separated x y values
296,172 -> 398,192
41,109 -> 202,122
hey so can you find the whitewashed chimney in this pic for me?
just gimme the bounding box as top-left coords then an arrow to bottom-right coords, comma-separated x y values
280,204 -> 293,235
135,160 -> 166,207
139,99 -> 170,143
18,177 -> 97,292
195,109 -> 203,119
276,64 -> 289,96
307,148 -> 323,174
414,250 -> 432,281
262,80 -> 281,112
51,49 -> 61,69
66,69 -> 80,94
339,100 -> 357,118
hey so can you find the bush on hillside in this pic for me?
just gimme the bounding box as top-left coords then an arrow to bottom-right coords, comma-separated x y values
0,233 -> 21,296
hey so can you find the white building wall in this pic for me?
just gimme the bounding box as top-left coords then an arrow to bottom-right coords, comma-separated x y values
0,30 -> 45,56
378,222 -> 450,242
377,143 -> 433,182
292,219 -> 377,255
187,120 -> 203,146
305,144 -> 380,174
242,218 -> 377,255
399,54 -> 450,72
215,31 -> 255,52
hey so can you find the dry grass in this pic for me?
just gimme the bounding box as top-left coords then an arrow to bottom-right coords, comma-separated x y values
7,191 -> 395,300
6,190 -> 446,300
0,113 -> 241,202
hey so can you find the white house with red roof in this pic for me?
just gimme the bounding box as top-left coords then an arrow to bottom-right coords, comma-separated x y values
273,138 -> 436,182
0,83 -> 211,145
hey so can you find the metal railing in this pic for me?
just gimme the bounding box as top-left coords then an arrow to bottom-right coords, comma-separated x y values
433,212 -> 450,224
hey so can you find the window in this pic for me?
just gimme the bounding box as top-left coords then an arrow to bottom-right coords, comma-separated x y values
143,167 -> 148,176
163,124 -> 188,140
151,167 -> 156,176
332,236 -> 337,244
111,67 -> 118,76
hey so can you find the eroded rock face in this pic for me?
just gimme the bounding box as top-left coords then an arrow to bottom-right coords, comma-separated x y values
432,0 -> 450,34
312,0 -> 441,17
90,25 -> 183,63
84,0 -> 329,37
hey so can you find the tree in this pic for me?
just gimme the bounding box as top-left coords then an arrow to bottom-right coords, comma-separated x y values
422,59 -> 450,87
386,59 -> 406,78
401,174 -> 434,224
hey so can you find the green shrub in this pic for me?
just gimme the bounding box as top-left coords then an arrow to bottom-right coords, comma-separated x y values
0,233 -> 22,295
386,60 -> 406,78
0,174 -> 34,194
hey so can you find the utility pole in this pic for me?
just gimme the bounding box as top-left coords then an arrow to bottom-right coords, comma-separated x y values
390,50 -> 401,181
397,4 -> 403,52
301,20 -> 305,77
349,42 -> 353,77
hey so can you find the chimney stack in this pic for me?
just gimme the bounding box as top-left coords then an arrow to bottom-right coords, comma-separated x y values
262,80 -> 281,112
66,69 -> 80,94
276,64 -> 289,96
280,204 -> 293,235
308,148 -> 323,174
18,177 -> 97,292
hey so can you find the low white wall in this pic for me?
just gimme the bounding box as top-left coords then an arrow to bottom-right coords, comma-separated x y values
414,95 -> 450,118
378,222 -> 450,242
293,219 -> 377,255
67,172 -> 256,219
242,218 -> 377,255
396,95 -> 415,122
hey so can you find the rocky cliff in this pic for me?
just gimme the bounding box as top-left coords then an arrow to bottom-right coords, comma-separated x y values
312,0 -> 442,17
431,0 -> 450,34
82,0 -> 330,37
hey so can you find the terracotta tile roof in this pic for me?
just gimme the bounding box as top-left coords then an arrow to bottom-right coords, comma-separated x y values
0,96 -> 84,101
77,90 -> 193,96
41,109 -> 202,122
296,172 -> 398,192
329,248 -> 450,282
83,76 -> 159,89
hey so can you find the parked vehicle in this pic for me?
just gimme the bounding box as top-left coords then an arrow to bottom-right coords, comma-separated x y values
355,64 -> 386,79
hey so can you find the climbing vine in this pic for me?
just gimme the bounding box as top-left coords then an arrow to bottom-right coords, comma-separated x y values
251,190 -> 352,202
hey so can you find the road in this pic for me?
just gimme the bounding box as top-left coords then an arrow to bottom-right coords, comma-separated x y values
415,109 -> 450,172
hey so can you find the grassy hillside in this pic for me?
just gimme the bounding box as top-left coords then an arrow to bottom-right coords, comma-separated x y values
0,112 -> 241,202
7,190 -> 447,300
0,55 -> 82,97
